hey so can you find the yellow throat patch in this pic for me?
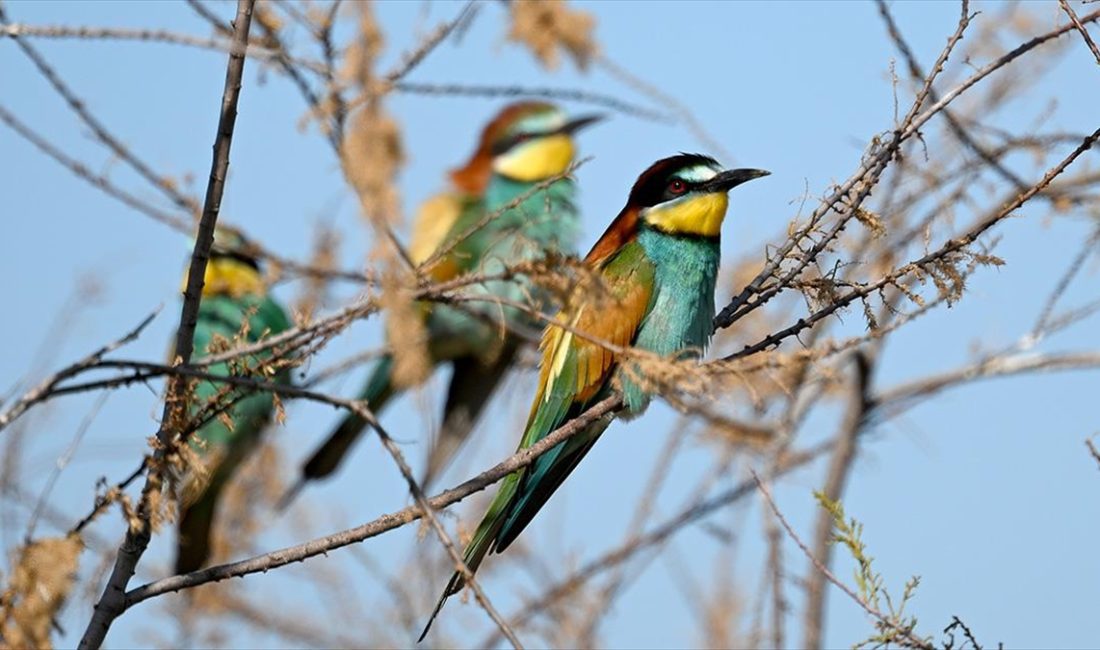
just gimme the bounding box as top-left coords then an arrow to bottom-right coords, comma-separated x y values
641,192 -> 730,238
492,134 -> 575,182
195,257 -> 265,298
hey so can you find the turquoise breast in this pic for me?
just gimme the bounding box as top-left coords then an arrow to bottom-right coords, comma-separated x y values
620,227 -> 720,413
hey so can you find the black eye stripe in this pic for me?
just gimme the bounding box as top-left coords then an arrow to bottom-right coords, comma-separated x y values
212,250 -> 261,271
491,130 -> 547,156
628,154 -> 722,208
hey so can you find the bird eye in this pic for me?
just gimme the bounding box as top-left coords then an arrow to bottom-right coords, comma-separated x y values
668,179 -> 687,195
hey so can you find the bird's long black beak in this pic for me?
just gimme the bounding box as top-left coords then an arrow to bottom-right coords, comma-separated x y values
561,113 -> 605,135
703,168 -> 771,193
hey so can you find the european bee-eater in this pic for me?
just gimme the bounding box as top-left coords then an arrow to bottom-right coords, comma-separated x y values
175,226 -> 292,574
279,102 -> 602,507
419,154 -> 769,639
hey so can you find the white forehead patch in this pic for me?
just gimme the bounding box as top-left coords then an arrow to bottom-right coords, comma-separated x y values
678,164 -> 720,183
515,110 -> 566,134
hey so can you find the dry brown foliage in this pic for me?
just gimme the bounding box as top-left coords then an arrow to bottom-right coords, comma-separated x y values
508,0 -> 598,70
0,535 -> 82,649
381,267 -> 432,389
341,3 -> 404,226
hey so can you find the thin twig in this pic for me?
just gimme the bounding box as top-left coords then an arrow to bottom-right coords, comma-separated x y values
1086,437 -> 1100,471
594,53 -> 731,161
873,351 -> 1100,420
351,400 -> 524,649
393,81 -> 671,123
379,2 -> 479,89
0,103 -> 191,233
1060,0 -> 1100,65
24,392 -> 109,544
751,469 -> 932,650
0,22 -> 327,73
1029,226 -> 1100,337
714,7 -> 1100,331
185,0 -> 231,34
876,0 -> 1032,193
722,126 -> 1100,361
0,6 -> 203,217
0,309 -> 158,432
480,443 -> 828,646
0,97 -> 371,286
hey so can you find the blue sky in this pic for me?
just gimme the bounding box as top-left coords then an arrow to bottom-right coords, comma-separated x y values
3,1 -> 1099,648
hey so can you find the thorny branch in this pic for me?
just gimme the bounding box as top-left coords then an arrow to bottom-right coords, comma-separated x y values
721,125 -> 1100,362
713,5 -> 1100,332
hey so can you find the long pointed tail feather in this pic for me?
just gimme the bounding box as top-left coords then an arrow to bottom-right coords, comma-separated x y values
417,516 -> 499,643
418,466 -> 527,641
277,355 -> 396,510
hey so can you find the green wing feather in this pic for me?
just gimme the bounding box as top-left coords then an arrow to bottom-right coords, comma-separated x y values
419,240 -> 655,641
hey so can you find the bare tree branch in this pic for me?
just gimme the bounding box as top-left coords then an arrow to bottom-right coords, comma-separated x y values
0,22 -> 327,73
1059,0 -> 1100,66
0,6 -> 203,217
0,310 -> 158,432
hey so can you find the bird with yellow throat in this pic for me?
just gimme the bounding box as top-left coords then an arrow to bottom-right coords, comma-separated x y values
174,226 -> 292,574
418,153 -> 769,640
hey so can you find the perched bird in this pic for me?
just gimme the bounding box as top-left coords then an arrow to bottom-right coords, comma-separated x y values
279,102 -> 602,507
419,154 -> 769,639
174,226 -> 292,574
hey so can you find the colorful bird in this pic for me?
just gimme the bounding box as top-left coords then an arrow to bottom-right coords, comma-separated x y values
419,154 -> 769,639
174,226 -> 292,574
279,102 -> 602,507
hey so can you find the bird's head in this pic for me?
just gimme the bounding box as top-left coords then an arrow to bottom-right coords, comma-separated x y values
585,154 -> 769,265
450,102 -> 603,191
630,154 -> 769,239
194,225 -> 266,297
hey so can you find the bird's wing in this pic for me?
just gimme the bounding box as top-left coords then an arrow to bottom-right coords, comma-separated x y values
422,238 -> 656,635
409,191 -> 463,265
493,239 -> 657,549
410,191 -> 483,283
525,239 -> 655,438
